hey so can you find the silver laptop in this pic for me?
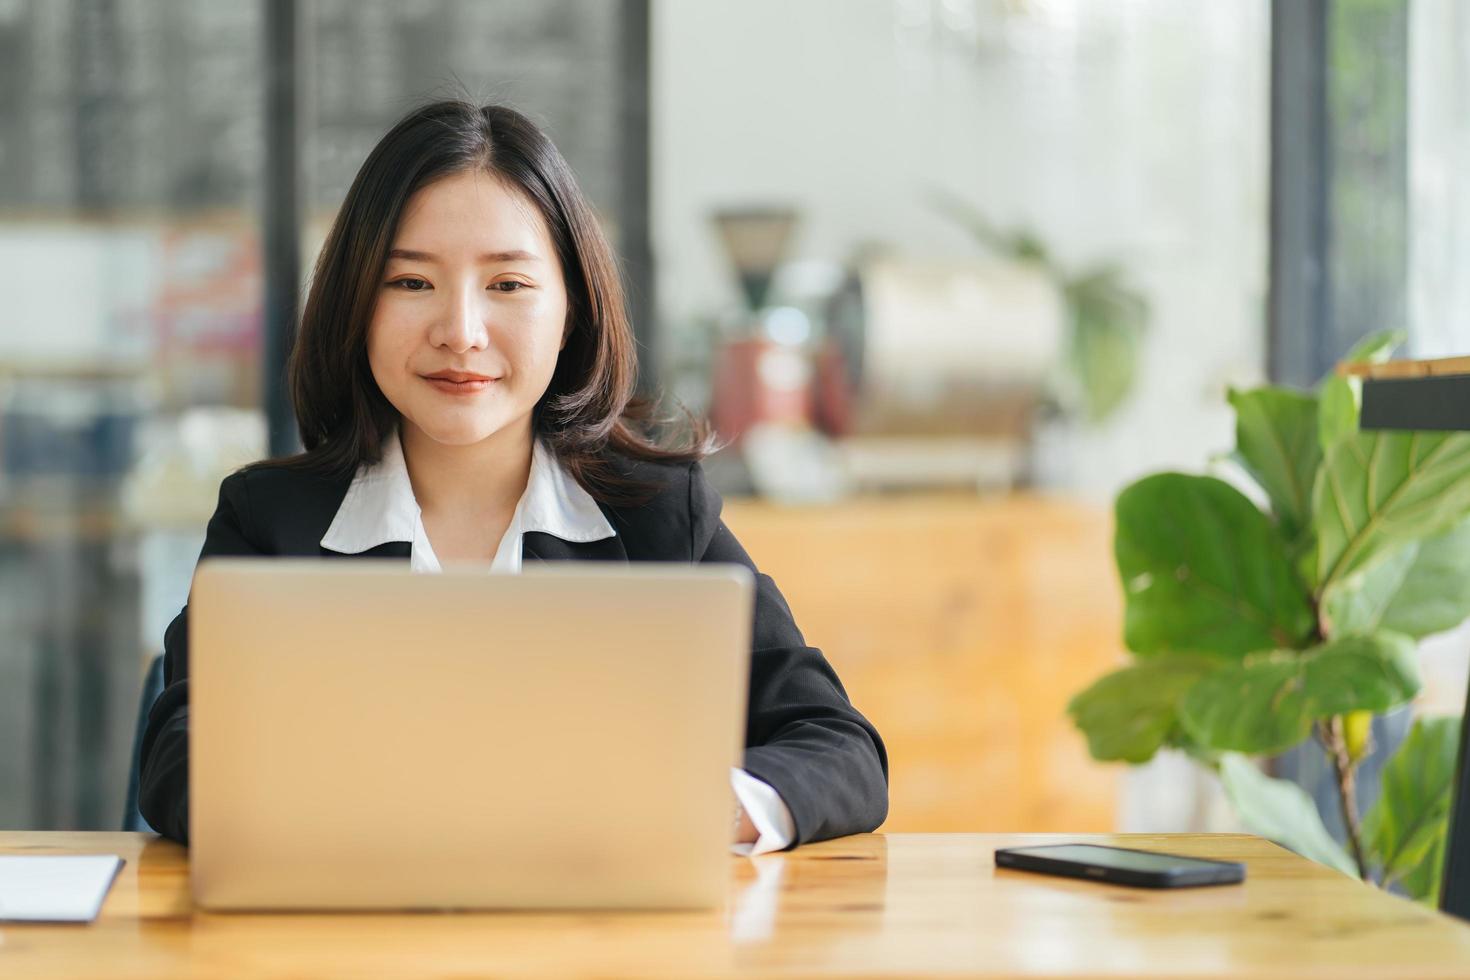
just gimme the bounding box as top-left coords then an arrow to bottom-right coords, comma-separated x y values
187,559 -> 754,911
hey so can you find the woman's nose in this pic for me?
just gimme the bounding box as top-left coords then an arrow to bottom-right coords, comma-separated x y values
429,285 -> 491,353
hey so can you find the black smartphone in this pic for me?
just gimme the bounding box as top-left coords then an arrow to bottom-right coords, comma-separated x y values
994,844 -> 1246,889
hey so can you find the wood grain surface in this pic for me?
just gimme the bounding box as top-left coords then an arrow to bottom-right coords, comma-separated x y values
4,831 -> 1469,978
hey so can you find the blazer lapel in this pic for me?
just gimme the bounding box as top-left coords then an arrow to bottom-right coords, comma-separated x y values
521,531 -> 627,564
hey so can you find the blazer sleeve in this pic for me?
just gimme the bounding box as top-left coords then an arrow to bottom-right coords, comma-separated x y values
138,470 -> 266,843
689,463 -> 890,847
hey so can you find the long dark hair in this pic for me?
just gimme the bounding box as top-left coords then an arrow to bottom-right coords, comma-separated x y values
267,100 -> 707,503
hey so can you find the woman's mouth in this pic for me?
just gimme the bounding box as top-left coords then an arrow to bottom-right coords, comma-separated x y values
421,371 -> 498,394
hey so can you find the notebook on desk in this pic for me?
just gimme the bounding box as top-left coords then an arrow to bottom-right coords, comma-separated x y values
0,855 -> 123,923
188,559 -> 754,912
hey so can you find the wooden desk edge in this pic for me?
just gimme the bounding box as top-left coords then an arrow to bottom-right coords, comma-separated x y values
1340,355 -> 1470,380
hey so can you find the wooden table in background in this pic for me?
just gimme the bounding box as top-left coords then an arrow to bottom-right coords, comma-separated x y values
723,494 -> 1121,833
3,832 -> 1469,978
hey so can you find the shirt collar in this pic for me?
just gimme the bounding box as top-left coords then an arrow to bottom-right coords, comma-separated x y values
319,426 -> 615,557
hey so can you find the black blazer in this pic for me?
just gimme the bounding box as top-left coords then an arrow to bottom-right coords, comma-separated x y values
138,453 -> 889,847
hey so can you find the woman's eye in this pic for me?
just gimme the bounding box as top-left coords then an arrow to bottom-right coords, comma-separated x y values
389,277 -> 430,292
491,281 -> 527,293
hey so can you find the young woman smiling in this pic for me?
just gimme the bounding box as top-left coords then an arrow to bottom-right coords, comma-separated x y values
138,101 -> 888,853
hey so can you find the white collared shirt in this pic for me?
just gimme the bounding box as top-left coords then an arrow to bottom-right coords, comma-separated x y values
321,426 -> 795,855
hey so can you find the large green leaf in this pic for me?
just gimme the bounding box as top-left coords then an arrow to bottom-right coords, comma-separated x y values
1340,328 -> 1406,367
1115,474 -> 1316,658
1315,329 -> 1403,452
1322,518 -> 1470,639
1401,830 -> 1448,907
1178,633 -> 1421,755
1317,375 -> 1361,454
1218,753 -> 1357,876
1364,715 -> 1461,898
1228,387 -> 1320,545
1319,543 -> 1418,638
1067,658 -> 1218,764
1379,520 -> 1470,637
1311,430 -> 1470,592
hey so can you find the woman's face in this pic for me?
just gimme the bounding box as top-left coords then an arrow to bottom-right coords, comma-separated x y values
367,170 -> 569,449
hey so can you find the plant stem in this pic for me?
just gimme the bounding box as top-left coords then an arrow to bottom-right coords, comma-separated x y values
1320,717 -> 1371,881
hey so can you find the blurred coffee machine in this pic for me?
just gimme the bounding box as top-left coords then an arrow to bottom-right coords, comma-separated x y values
830,254 -> 1065,491
705,207 -> 1065,497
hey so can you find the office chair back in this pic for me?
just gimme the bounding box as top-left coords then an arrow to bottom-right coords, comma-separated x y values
123,654 -> 165,832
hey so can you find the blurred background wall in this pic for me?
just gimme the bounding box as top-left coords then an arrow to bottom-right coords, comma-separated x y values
0,0 -> 1465,837
654,0 -> 1267,502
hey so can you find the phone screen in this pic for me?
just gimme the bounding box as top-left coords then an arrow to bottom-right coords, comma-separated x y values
1004,845 -> 1232,873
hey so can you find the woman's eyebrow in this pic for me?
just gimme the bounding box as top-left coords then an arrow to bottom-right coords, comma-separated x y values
387,247 -> 541,263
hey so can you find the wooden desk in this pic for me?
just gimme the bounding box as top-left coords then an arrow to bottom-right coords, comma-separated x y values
4,832 -> 1470,978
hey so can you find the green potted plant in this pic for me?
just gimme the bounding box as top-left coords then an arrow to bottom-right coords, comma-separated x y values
930,188 -> 1149,424
1069,330 -> 1467,902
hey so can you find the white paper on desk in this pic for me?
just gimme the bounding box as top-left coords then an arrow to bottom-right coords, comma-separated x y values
0,855 -> 124,923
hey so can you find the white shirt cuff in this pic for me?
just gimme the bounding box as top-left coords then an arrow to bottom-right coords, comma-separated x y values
729,767 -> 796,856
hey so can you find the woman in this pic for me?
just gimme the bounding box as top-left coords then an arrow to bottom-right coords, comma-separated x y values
138,101 -> 888,853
